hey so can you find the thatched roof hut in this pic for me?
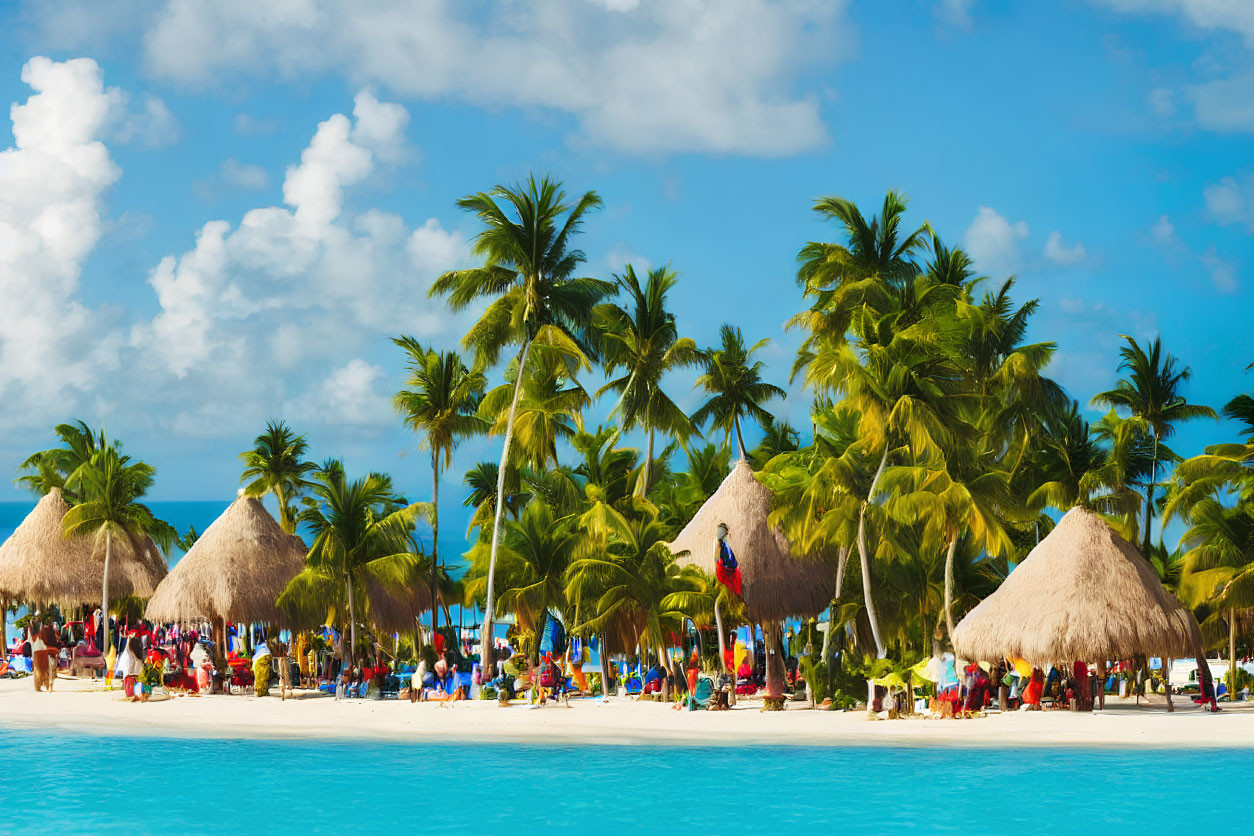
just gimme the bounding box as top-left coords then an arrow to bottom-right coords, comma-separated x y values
952,507 -> 1202,667
362,576 -> 431,634
0,488 -> 167,607
145,495 -> 308,625
668,459 -> 831,623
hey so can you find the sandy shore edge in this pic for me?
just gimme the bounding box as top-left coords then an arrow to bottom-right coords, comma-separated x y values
5,677 -> 1253,749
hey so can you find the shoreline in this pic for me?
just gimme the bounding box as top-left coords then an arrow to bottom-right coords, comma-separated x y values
5,677 -> 1254,749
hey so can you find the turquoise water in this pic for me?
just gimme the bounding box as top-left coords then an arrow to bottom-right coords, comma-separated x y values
0,730 -> 1250,833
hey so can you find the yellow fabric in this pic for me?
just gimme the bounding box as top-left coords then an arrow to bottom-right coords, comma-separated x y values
1010,657 -> 1033,677
733,641 -> 749,671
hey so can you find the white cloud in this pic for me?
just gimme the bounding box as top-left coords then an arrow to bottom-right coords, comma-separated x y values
1204,173 -> 1254,230
1190,73 -> 1254,132
935,0 -> 974,29
0,57 -> 473,442
47,0 -> 850,156
1093,0 -> 1254,44
963,206 -> 1028,276
110,92 -> 179,148
1151,214 -> 1177,244
1148,87 -> 1175,116
127,87 -> 472,434
1202,247 -> 1240,293
0,56 -> 122,425
219,158 -> 269,190
1044,230 -> 1086,266
283,358 -> 394,429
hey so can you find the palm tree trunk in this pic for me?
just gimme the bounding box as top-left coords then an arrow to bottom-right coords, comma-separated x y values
481,338 -> 533,673
822,547 -> 848,662
713,595 -> 727,670
431,452 -> 440,643
345,572 -> 357,668
597,633 -> 611,700
101,530 -> 113,656
274,485 -> 289,534
1142,433 -> 1159,557
734,417 -> 747,461
640,429 -> 654,498
764,621 -> 784,700
943,532 -> 958,644
1230,609 -> 1237,701
859,446 -> 889,711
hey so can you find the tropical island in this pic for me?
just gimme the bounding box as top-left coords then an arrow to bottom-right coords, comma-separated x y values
2,180 -> 1252,748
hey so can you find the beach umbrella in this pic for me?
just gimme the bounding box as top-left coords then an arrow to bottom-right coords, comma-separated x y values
0,488 -> 166,610
668,458 -> 832,702
144,493 -> 307,632
952,507 -> 1202,709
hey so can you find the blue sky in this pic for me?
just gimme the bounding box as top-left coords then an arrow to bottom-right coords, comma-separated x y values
0,0 -> 1251,553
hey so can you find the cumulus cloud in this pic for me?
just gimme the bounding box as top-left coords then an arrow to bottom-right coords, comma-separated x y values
0,56 -> 122,425
29,0 -> 848,156
109,92 -> 179,148
219,158 -> 269,190
128,88 -> 470,433
0,57 -> 472,443
1043,231 -> 1086,266
963,207 -> 1028,276
1204,173 -> 1254,230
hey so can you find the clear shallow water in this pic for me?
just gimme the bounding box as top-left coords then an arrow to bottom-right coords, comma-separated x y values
0,730 -> 1250,833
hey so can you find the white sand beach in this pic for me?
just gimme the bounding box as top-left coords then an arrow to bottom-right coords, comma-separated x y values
4,676 -> 1252,748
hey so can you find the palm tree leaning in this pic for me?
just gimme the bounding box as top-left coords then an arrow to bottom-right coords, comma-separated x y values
596,264 -> 701,495
691,324 -> 785,459
429,173 -> 614,667
61,445 -> 164,658
239,420 -> 318,534
393,337 -> 487,642
1092,335 -> 1216,556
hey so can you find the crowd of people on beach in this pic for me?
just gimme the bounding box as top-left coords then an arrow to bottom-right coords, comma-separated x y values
2,608 -> 1241,717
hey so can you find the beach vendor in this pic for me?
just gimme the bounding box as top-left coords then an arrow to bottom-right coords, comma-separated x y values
713,523 -> 742,597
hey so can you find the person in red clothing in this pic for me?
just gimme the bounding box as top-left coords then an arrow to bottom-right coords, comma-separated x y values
1022,668 -> 1044,707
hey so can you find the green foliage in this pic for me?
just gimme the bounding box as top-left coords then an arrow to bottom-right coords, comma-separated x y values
238,420 -> 317,534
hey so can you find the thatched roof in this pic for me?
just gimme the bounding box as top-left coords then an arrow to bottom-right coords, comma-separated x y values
0,488 -> 167,607
952,507 -> 1202,667
145,495 -> 308,625
668,459 -> 831,623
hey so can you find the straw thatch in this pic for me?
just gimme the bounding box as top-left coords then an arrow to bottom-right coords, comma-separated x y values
0,488 -> 167,607
145,495 -> 308,625
668,459 -> 831,623
952,507 -> 1202,667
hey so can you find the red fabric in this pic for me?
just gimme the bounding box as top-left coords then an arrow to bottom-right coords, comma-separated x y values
1023,670 -> 1044,706
434,634 -> 445,655
722,647 -> 733,672
715,561 -> 742,597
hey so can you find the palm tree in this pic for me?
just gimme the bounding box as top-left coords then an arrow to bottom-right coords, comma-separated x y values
691,325 -> 785,459
430,174 -> 614,658
61,445 -> 165,657
277,463 -> 428,665
465,501 -> 578,664
393,337 -> 487,641
479,355 -> 590,471
1093,335 -> 1217,555
1176,499 -> 1254,695
239,420 -> 318,534
17,421 -> 110,503
596,265 -> 701,494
